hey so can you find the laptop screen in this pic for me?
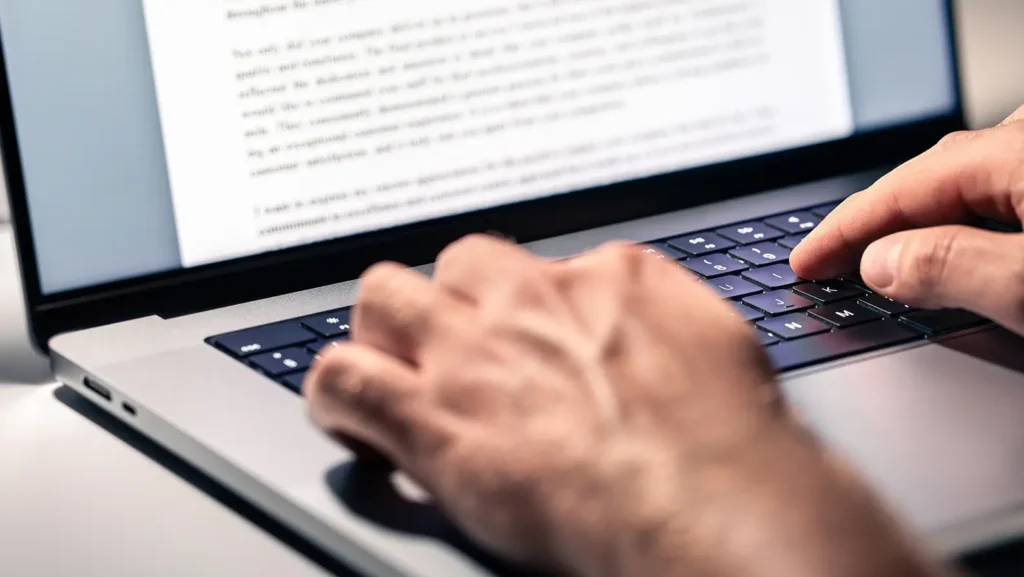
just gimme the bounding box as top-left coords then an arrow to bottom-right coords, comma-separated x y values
0,0 -> 957,295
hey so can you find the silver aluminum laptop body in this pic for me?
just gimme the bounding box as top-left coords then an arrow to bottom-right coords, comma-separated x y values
5,1 -> 1024,575
47,174 -> 1024,577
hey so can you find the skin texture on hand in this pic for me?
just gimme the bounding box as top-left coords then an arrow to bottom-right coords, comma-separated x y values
305,236 -> 951,577
792,104 -> 1024,335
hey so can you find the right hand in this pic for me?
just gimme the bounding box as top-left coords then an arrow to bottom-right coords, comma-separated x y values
792,105 -> 1024,334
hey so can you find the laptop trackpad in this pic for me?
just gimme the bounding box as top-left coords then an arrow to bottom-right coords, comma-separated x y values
783,327 -> 1024,546
325,463 -> 549,576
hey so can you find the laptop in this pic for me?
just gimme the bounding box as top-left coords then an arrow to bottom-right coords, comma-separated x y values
6,1 -> 1024,575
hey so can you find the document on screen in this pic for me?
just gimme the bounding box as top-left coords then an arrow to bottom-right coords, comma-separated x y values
142,0 -> 853,267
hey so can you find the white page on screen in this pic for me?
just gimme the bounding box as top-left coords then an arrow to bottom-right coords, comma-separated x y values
142,0 -> 853,268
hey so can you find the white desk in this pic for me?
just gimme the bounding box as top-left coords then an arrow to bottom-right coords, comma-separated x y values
0,226 -> 333,577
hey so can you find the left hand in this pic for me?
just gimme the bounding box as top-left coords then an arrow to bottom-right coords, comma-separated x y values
304,235 -> 943,577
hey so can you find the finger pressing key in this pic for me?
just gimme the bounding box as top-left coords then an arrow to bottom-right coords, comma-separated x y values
355,261 -> 462,363
792,122 -> 1024,280
306,342 -> 442,467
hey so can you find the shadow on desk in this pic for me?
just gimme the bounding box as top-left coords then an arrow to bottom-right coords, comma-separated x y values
53,385 -> 360,577
54,385 -> 1024,577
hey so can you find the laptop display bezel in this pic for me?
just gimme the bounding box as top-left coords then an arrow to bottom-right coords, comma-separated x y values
1,2 -> 967,351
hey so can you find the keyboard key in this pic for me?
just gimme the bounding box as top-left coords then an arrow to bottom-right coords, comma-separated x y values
858,293 -> 916,316
682,254 -> 748,278
981,219 -> 1023,233
281,371 -> 307,394
639,244 -> 687,261
212,323 -> 318,358
764,212 -> 820,235
840,271 -> 869,290
777,234 -> 809,250
810,201 -> 843,218
210,203 -> 941,380
767,320 -> 921,372
299,309 -> 352,338
666,233 -> 735,257
707,276 -> 763,299
729,242 -> 790,266
638,245 -> 679,261
733,303 -> 765,322
757,314 -> 830,340
249,347 -> 315,377
307,335 -> 351,355
900,310 -> 987,336
757,331 -> 780,347
808,302 -> 882,328
742,264 -> 802,289
716,222 -> 784,245
743,290 -> 815,315
792,281 -> 863,304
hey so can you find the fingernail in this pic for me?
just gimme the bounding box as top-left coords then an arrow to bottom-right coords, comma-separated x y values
862,238 -> 902,289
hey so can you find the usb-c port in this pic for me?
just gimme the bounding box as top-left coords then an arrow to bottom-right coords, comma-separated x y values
83,377 -> 112,402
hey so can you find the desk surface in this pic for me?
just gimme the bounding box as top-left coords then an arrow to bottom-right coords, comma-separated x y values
0,384 -> 333,577
0,226 -> 331,577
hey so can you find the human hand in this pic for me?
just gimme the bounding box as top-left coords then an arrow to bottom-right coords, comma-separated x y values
305,236 -> 944,577
792,105 -> 1024,334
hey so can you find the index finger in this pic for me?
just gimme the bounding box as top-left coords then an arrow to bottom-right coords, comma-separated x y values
791,122 -> 1024,280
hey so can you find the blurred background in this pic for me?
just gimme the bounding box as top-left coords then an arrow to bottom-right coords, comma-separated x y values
0,0 -> 1021,225
956,0 -> 1024,127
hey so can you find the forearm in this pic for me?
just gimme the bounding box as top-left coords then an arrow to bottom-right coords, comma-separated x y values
570,425 -> 957,577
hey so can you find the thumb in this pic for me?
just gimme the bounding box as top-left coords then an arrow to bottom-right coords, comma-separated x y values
861,226 -> 1024,333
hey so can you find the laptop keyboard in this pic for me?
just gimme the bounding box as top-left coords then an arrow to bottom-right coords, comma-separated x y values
207,202 -> 989,395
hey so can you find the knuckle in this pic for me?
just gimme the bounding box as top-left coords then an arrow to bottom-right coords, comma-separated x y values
360,261 -> 404,292
567,242 -> 638,273
901,231 -> 958,290
936,130 -> 981,151
437,233 -> 495,265
584,242 -> 655,285
601,241 -> 645,265
361,263 -> 443,314
622,241 -> 667,269
357,263 -> 407,318
600,239 -> 639,254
